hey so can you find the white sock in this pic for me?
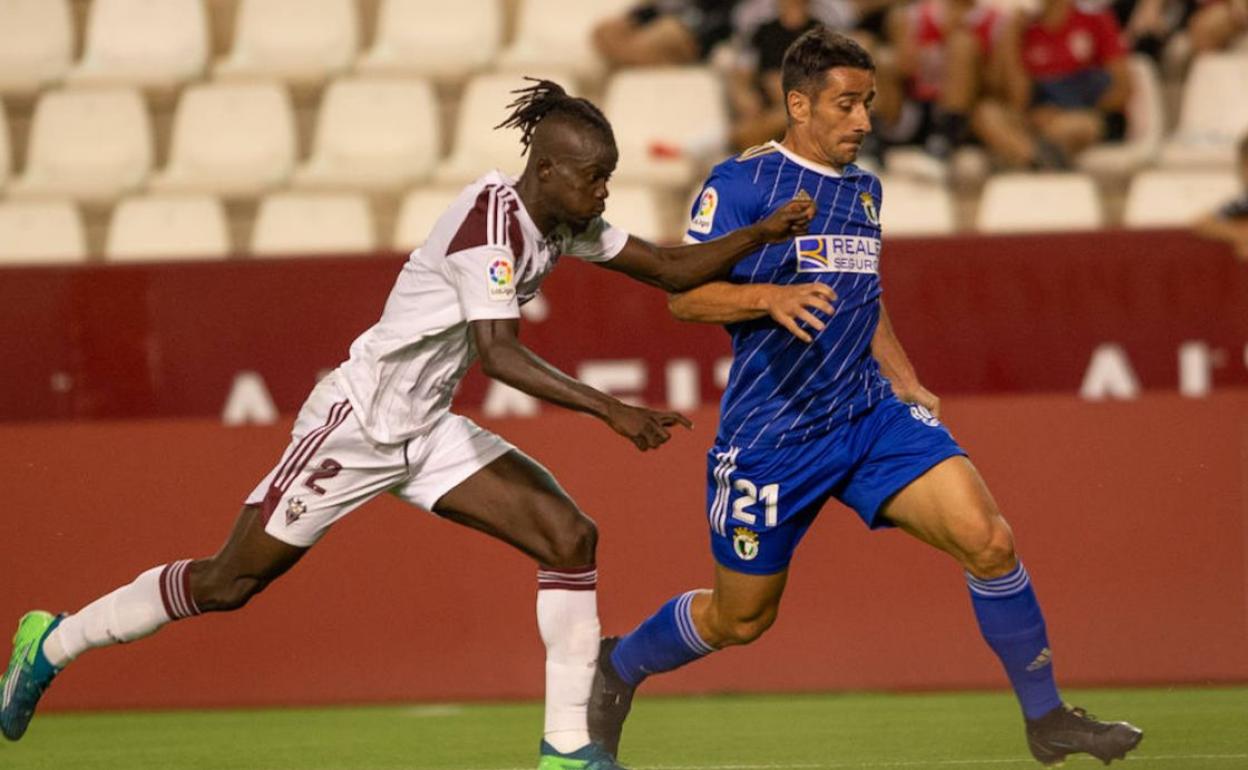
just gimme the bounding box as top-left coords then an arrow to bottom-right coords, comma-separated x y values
537,566 -> 601,754
42,560 -> 200,667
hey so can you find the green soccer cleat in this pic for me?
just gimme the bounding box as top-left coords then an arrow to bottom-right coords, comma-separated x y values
1,611 -> 63,741
537,740 -> 628,770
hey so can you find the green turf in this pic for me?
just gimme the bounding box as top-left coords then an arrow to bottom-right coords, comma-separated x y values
1,687 -> 1245,769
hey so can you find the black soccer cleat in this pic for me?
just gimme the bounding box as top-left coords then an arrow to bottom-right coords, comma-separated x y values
587,637 -> 636,758
1025,703 -> 1143,766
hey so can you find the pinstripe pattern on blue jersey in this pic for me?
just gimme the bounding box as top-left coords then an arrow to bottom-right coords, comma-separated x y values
686,143 -> 892,450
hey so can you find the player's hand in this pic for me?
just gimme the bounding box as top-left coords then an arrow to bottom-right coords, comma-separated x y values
604,402 -> 693,451
754,196 -> 817,243
892,382 -> 941,418
761,282 -> 837,343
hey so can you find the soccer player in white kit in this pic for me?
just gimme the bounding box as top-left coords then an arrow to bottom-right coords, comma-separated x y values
0,80 -> 816,770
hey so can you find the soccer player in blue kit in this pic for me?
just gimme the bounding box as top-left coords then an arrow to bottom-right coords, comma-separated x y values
588,28 -> 1142,767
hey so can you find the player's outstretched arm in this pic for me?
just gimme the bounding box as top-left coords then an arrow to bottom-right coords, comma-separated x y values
871,299 -> 940,416
668,282 -> 837,343
599,197 -> 816,292
471,318 -> 692,450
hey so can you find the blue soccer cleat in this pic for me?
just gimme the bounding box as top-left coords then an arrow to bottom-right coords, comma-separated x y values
1,611 -> 64,741
537,739 -> 628,770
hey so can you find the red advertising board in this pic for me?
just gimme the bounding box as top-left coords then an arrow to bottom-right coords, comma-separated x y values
2,230 -> 1245,422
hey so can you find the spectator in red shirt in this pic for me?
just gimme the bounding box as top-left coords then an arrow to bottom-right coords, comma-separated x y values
972,0 -> 1132,168
877,0 -> 1005,160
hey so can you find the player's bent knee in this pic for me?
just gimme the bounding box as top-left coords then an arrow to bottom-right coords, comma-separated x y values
964,523 -> 1017,579
542,512 -> 598,568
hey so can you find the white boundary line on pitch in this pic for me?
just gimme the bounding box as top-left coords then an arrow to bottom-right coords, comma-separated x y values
459,755 -> 1248,770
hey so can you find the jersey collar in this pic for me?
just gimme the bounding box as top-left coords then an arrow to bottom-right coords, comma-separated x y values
768,141 -> 865,178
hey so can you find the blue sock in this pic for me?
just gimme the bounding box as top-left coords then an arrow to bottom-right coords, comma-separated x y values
610,591 -> 716,687
968,562 -> 1063,720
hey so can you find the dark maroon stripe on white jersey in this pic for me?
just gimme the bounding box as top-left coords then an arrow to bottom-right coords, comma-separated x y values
271,400 -> 349,492
447,187 -> 495,254
273,401 -> 351,491
273,401 -> 351,493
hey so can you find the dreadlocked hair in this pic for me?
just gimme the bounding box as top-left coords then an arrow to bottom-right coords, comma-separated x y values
495,77 -> 614,155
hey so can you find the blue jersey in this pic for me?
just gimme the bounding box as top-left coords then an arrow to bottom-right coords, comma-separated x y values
686,141 -> 892,449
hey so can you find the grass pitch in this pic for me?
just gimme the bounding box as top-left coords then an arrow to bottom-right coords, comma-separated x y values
1,687 -> 1245,770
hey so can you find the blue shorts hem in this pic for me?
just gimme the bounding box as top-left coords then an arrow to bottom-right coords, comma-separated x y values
861,447 -> 969,529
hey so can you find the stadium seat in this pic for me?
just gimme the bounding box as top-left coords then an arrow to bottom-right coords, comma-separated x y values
150,82 -> 296,197
604,185 -> 669,242
976,173 -> 1104,233
497,0 -> 633,83
0,100 -> 10,189
1078,55 -> 1165,179
356,0 -> 501,81
251,192 -> 377,256
105,195 -> 231,262
1159,52 -> 1248,168
0,200 -> 87,264
393,187 -> 462,250
293,78 -> 440,191
1122,170 -> 1241,228
215,0 -> 358,84
434,71 -> 572,185
0,0 -> 73,94
604,67 -> 729,188
876,175 -> 956,236
7,88 -> 152,202
67,0 -> 208,89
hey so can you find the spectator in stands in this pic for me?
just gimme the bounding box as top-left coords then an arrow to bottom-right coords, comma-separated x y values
1187,0 -> 1248,53
972,0 -> 1132,169
875,0 -> 1004,160
1193,133 -> 1248,260
727,0 -> 821,149
592,0 -> 741,67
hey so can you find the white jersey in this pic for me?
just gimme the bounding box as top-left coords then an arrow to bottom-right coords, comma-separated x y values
335,171 -> 629,444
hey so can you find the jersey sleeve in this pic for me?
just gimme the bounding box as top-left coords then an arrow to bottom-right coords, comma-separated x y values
685,163 -> 762,243
1091,10 -> 1126,65
444,246 -> 521,322
564,217 -> 630,263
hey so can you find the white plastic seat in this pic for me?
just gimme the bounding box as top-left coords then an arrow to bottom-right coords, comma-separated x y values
877,175 -> 956,235
293,78 -> 440,191
106,195 -> 231,261
604,67 -> 729,188
1122,170 -> 1242,228
434,71 -> 572,185
251,192 -> 376,256
0,200 -> 86,264
497,0 -> 633,83
0,0 -> 73,94
67,0 -> 208,89
392,187 -> 463,250
1078,55 -> 1165,178
976,173 -> 1104,233
8,89 -> 152,202
604,185 -> 669,242
216,0 -> 358,84
0,100 -> 10,188
1159,52 -> 1248,168
150,82 -> 296,197
357,0 -> 501,81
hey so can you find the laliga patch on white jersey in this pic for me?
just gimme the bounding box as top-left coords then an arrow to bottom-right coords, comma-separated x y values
487,256 -> 516,301
689,187 -> 718,234
794,235 -> 881,274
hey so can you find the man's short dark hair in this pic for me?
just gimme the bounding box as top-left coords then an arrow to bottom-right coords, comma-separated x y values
781,26 -> 875,106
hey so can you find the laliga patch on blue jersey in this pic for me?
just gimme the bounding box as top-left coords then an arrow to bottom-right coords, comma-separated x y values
794,235 -> 881,274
